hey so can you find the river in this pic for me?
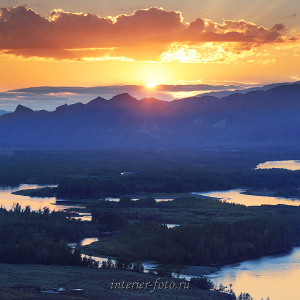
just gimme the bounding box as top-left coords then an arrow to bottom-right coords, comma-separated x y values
3,159 -> 300,300
206,247 -> 300,300
190,160 -> 300,299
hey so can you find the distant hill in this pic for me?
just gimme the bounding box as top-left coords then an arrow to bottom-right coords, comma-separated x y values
0,110 -> 9,116
200,81 -> 300,98
0,83 -> 300,150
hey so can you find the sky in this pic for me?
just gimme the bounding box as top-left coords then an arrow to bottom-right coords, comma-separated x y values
0,0 -> 300,110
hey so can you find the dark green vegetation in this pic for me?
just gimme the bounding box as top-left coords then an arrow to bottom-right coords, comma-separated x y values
0,148 -> 299,187
0,149 -> 292,299
91,196 -> 249,227
3,149 -> 300,199
85,198 -> 300,265
3,149 -> 300,267
0,205 -> 97,266
190,276 -> 215,290
56,165 -> 300,198
12,186 -> 56,197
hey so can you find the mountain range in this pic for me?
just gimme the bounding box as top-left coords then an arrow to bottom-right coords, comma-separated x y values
1,83 -> 300,150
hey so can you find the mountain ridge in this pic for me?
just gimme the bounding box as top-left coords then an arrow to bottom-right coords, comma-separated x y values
1,83 -> 300,150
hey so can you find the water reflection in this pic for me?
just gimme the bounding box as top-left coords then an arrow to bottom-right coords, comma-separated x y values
206,247 -> 300,300
4,184 -> 300,299
80,237 -> 99,246
78,237 -> 158,273
82,254 -> 116,265
197,189 -> 300,206
106,197 -> 173,202
256,160 -> 300,170
0,184 -> 90,220
162,224 -> 179,228
0,184 -> 60,211
81,255 -> 159,274
78,237 -> 300,300
71,213 -> 92,221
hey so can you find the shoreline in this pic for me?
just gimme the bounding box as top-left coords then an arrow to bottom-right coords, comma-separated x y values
81,238 -> 298,279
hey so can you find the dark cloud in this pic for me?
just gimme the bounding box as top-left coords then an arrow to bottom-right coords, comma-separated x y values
271,23 -> 286,32
0,6 -> 293,61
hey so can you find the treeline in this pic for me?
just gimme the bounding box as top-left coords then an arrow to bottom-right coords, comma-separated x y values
101,257 -> 144,273
91,196 -> 245,211
55,168 -> 238,199
1,148 -> 300,186
275,188 -> 300,198
93,213 -> 300,265
89,196 -> 247,231
0,205 -> 96,266
56,167 -> 300,199
91,197 -> 166,231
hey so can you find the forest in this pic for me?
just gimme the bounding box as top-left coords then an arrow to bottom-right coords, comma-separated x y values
2,149 -> 300,199
55,167 -> 300,199
2,149 -> 300,268
0,205 -> 97,266
0,148 -> 300,187
85,197 -> 300,265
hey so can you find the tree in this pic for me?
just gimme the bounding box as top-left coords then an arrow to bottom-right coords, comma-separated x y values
119,197 -> 132,207
190,276 -> 214,290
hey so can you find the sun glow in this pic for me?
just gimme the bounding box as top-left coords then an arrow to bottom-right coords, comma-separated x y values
146,82 -> 157,88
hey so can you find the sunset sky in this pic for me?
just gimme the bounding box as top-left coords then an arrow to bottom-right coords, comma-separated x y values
0,0 -> 300,110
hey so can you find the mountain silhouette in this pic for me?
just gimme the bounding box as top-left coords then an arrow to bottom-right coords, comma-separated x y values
0,84 -> 300,149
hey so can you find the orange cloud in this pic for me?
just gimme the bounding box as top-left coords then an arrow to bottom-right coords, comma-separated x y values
0,5 -> 294,61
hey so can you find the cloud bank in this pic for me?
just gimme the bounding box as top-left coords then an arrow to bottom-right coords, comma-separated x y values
0,5 -> 294,62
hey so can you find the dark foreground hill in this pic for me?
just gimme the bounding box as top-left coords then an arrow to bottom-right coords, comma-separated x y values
1,83 -> 300,149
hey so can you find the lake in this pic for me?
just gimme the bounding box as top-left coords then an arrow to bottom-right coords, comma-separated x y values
256,160 -> 300,170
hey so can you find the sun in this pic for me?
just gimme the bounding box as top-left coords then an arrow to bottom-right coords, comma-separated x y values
145,82 -> 156,88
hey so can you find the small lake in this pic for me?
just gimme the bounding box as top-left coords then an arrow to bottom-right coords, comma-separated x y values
256,160 -> 300,170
